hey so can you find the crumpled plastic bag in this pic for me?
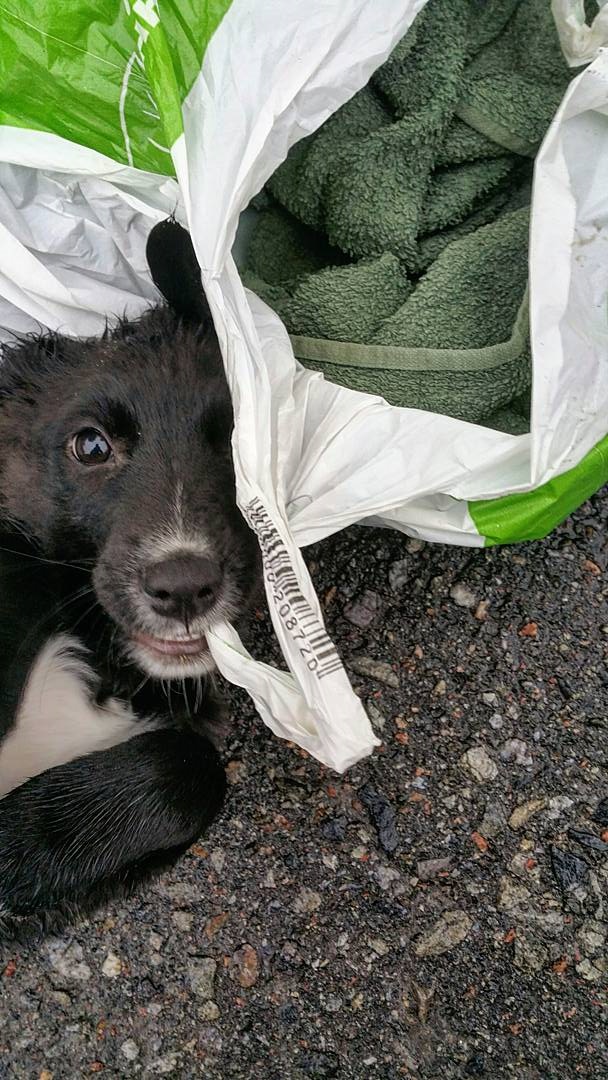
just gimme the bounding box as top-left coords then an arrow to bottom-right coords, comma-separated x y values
0,1 -> 606,771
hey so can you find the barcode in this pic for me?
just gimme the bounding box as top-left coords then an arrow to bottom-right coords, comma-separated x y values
245,497 -> 343,681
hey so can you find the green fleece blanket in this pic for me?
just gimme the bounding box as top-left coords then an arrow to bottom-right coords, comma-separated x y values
241,0 -> 572,430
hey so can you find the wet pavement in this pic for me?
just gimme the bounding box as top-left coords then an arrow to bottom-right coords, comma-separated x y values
1,488 -> 607,1079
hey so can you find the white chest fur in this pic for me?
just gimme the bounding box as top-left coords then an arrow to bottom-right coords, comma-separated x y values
0,634 -> 145,797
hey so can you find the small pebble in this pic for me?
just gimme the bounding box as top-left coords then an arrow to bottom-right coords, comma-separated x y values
148,1053 -> 180,1075
550,847 -> 589,891
279,1004 -> 299,1024
359,784 -> 399,854
497,876 -> 531,912
49,991 -> 71,1009
45,940 -> 92,983
474,600 -> 489,621
120,1041 -> 140,1062
369,938 -> 390,956
188,958 -> 217,1000
575,957 -> 606,982
509,797 -> 546,829
294,888 -> 322,914
209,849 -> 226,873
199,1001 -> 220,1021
366,701 -> 386,731
171,912 -> 193,932
509,851 -> 541,884
349,656 -> 399,688
102,952 -> 122,978
416,857 -> 453,880
460,746 -> 498,783
322,852 -> 338,871
576,921 -> 606,956
478,803 -> 507,839
231,944 -> 259,988
324,995 -> 342,1013
546,796 -> 574,820
322,815 -> 347,842
513,932 -> 550,972
226,760 -> 247,784
500,739 -> 532,767
280,941 -> 303,967
204,912 -> 229,938
450,582 -> 477,609
414,910 -> 472,957
522,909 -> 564,935
412,981 -> 435,1023
374,864 -> 401,890
344,590 -> 380,629
388,559 -> 409,591
155,882 -> 199,904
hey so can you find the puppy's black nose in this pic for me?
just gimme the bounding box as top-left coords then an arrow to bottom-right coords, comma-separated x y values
143,554 -> 221,619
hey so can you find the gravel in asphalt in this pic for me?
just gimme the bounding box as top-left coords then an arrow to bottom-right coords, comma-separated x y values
1,489 -> 607,1079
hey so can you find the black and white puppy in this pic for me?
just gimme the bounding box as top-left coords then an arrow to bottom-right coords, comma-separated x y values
0,219 -> 260,941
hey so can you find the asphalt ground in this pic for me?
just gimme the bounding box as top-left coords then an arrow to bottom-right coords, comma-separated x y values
1,487 -> 607,1080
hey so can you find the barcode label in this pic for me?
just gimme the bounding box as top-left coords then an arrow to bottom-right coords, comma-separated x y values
245,497 -> 343,681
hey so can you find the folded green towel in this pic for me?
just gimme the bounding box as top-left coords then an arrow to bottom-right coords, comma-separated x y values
323,0 -> 471,267
268,86 -> 391,237
296,350 -> 531,427
415,172 -> 532,273
289,213 -> 531,424
290,291 -> 531,426
244,205 -> 344,288
458,1 -> 572,157
485,395 -> 532,436
242,0 -> 573,433
280,254 -> 412,346
374,209 -> 529,351
435,119 -> 503,168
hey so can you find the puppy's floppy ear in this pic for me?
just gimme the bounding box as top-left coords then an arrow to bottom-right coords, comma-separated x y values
146,218 -> 212,326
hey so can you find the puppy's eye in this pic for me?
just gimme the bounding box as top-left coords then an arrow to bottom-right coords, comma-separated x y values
71,428 -> 113,466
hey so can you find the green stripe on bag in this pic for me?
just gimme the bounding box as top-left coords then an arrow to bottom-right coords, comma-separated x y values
0,0 -> 232,173
469,432 -> 608,546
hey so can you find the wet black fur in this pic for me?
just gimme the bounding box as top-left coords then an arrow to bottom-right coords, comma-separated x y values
0,220 -> 260,942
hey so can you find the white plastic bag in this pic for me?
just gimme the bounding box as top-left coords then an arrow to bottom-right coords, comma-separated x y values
0,0 -> 606,772
552,0 -> 608,66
